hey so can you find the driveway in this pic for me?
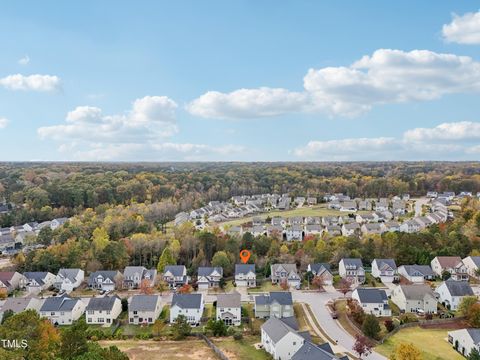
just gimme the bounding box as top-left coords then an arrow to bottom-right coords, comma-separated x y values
293,291 -> 387,360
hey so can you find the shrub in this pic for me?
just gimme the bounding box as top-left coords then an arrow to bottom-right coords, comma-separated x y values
233,332 -> 243,341
384,319 -> 395,332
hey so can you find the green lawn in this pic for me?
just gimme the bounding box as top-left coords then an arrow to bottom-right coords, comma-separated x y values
293,303 -> 324,344
213,336 -> 272,360
247,281 -> 279,293
376,327 -> 463,360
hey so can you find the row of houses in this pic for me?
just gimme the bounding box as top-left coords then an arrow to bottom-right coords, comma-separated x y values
327,196 -> 409,216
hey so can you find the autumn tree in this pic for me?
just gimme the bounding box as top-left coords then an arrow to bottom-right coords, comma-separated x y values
91,227 -> 110,253
178,284 -> 192,294
312,275 -> 325,291
59,318 -> 89,359
338,278 -> 352,297
390,343 -> 422,360
140,279 -> 154,295
157,246 -> 175,273
211,250 -> 233,275
352,335 -> 372,359
279,278 -> 289,290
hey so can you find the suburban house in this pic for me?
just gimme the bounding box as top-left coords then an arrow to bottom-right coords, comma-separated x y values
371,259 -> 398,282
170,293 -> 204,326
54,268 -> 85,293
0,272 -> 27,293
398,264 -> 435,283
448,328 -> 480,358
304,224 -> 322,236
341,222 -> 360,236
435,279 -> 474,311
338,258 -> 365,285
123,266 -> 157,289
254,291 -> 294,319
85,296 -> 122,326
50,217 -> 68,230
261,317 -> 306,360
216,292 -> 241,326
234,264 -> 256,287
0,297 -> 43,321
352,288 -> 392,317
285,225 -> 303,241
88,270 -> 123,292
384,220 -> 401,232
23,272 -> 56,293
463,256 -> 480,278
129,295 -> 162,325
431,256 -> 468,281
391,284 -> 437,314
307,197 -> 317,206
323,225 -> 342,236
40,295 -> 86,325
361,223 -> 384,235
270,264 -> 301,289
292,341 -> 348,360
306,263 -> 333,285
197,267 -> 223,290
399,219 -> 421,233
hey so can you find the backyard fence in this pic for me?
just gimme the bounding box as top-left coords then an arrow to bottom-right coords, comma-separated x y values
194,333 -> 230,360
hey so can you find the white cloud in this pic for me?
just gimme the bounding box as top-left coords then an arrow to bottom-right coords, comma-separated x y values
18,56 -> 30,65
443,11 -> 480,44
0,74 -> 61,92
293,121 -> 480,160
38,96 -> 244,161
403,121 -> 480,142
188,49 -> 480,118
0,118 -> 8,129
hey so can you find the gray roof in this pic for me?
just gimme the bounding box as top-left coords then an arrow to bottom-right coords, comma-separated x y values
373,259 -> 397,271
355,288 -> 388,304
309,263 -> 331,274
255,291 -> 293,306
466,328 -> 480,344
400,285 -> 436,300
86,296 -> 120,311
402,264 -> 434,277
171,293 -> 202,309
235,264 -> 255,276
40,295 -> 80,312
164,265 -> 186,277
217,292 -> 241,308
57,268 -> 82,282
469,256 -> 480,268
130,295 -> 160,311
24,272 -> 51,286
292,341 -> 340,360
198,267 -> 223,277
443,279 -> 474,297
88,271 -> 120,285
261,316 -> 299,343
1,297 -> 38,313
341,258 -> 363,268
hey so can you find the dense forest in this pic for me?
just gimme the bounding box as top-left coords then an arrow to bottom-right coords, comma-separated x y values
1,162 -> 479,279
1,162 -> 480,227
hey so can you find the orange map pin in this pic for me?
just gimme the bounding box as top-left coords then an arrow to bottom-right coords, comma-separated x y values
239,250 -> 251,264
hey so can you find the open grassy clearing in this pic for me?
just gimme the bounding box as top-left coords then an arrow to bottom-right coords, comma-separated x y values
293,303 -> 324,344
100,339 -> 218,360
376,327 -> 463,360
213,336 -> 271,360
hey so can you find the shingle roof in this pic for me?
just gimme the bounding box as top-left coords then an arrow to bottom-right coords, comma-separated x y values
292,341 -> 340,360
309,263 -> 331,274
1,297 -> 39,313
468,256 -> 480,268
255,291 -> 293,306
24,272 -> 51,286
164,265 -> 186,277
402,264 -> 434,277
171,293 -> 202,309
0,272 -> 16,285
217,292 -> 241,308
443,279 -> 474,297
130,295 -> 160,311
57,268 -> 82,282
466,328 -> 480,344
88,271 -> 120,285
235,264 -> 255,276
354,288 -> 388,304
40,295 -> 80,312
261,316 -> 299,343
198,267 -> 223,277
400,285 -> 436,300
341,258 -> 363,268
86,296 -> 120,311
373,259 -> 397,271
435,256 -> 462,268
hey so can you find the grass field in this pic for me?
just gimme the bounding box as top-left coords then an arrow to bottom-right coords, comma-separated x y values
213,336 -> 271,360
100,339 -> 218,360
293,303 -> 324,344
376,327 -> 463,360
215,204 -> 365,228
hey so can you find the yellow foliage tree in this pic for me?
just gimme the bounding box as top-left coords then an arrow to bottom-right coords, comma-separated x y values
92,227 -> 110,252
390,343 -> 422,360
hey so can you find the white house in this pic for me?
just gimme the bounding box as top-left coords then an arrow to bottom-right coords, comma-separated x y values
391,284 -> 437,314
352,288 -> 392,317
400,219 -> 421,233
435,279 -> 474,311
463,256 -> 480,278
50,217 -> 68,230
197,267 -> 223,290
170,293 -> 204,326
338,258 -> 365,285
285,225 -> 303,241
54,268 -> 84,293
163,265 -> 188,289
431,256 -> 468,281
40,295 -> 86,325
88,270 -> 122,292
342,223 -> 360,236
371,259 -> 397,283
235,264 -> 256,287
128,295 -> 162,325
448,328 -> 480,358
216,292 -> 241,326
398,264 -> 435,283
261,317 -> 305,360
85,296 -> 122,327
23,272 -> 56,293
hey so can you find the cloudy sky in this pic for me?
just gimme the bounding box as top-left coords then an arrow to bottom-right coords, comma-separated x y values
1,1 -> 480,161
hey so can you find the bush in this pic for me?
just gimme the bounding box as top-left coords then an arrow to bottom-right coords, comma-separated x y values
227,326 -> 236,336
233,332 -> 243,341
399,313 -> 419,325
384,319 -> 395,332
362,314 -> 381,339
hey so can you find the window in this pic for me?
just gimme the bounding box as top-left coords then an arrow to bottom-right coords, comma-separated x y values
88,310 -> 94,314
87,318 -> 92,323
133,311 -> 137,315
98,318 -> 104,323
107,310 -> 111,315
148,318 -> 152,322
129,318 -> 133,322
50,312 -> 55,316
107,318 -> 111,323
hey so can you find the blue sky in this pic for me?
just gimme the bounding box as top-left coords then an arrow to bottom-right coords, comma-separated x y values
0,1 -> 480,161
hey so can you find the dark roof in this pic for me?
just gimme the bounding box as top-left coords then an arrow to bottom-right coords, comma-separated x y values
341,258 -> 363,268
171,293 -> 202,309
402,264 -> 434,277
130,295 -> 160,312
24,272 -> 51,286
40,296 -> 80,312
261,316 -> 299,343
466,328 -> 480,344
164,265 -> 186,277
468,256 -> 480,268
86,296 -> 120,311
235,264 -> 255,276
198,267 -> 223,277
444,279 -> 474,297
255,291 -> 293,306
88,271 -> 120,285
57,268 -> 82,282
354,288 -> 388,304
309,263 -> 331,274
373,259 -> 397,271
292,341 -> 340,360
0,272 -> 16,284
217,293 -> 241,308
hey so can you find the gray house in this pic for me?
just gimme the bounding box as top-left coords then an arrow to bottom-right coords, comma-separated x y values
163,265 -> 188,289
128,295 -> 162,325
270,264 -> 301,289
254,291 -> 293,319
123,266 -> 157,289
197,267 -> 223,290
88,271 -> 123,291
